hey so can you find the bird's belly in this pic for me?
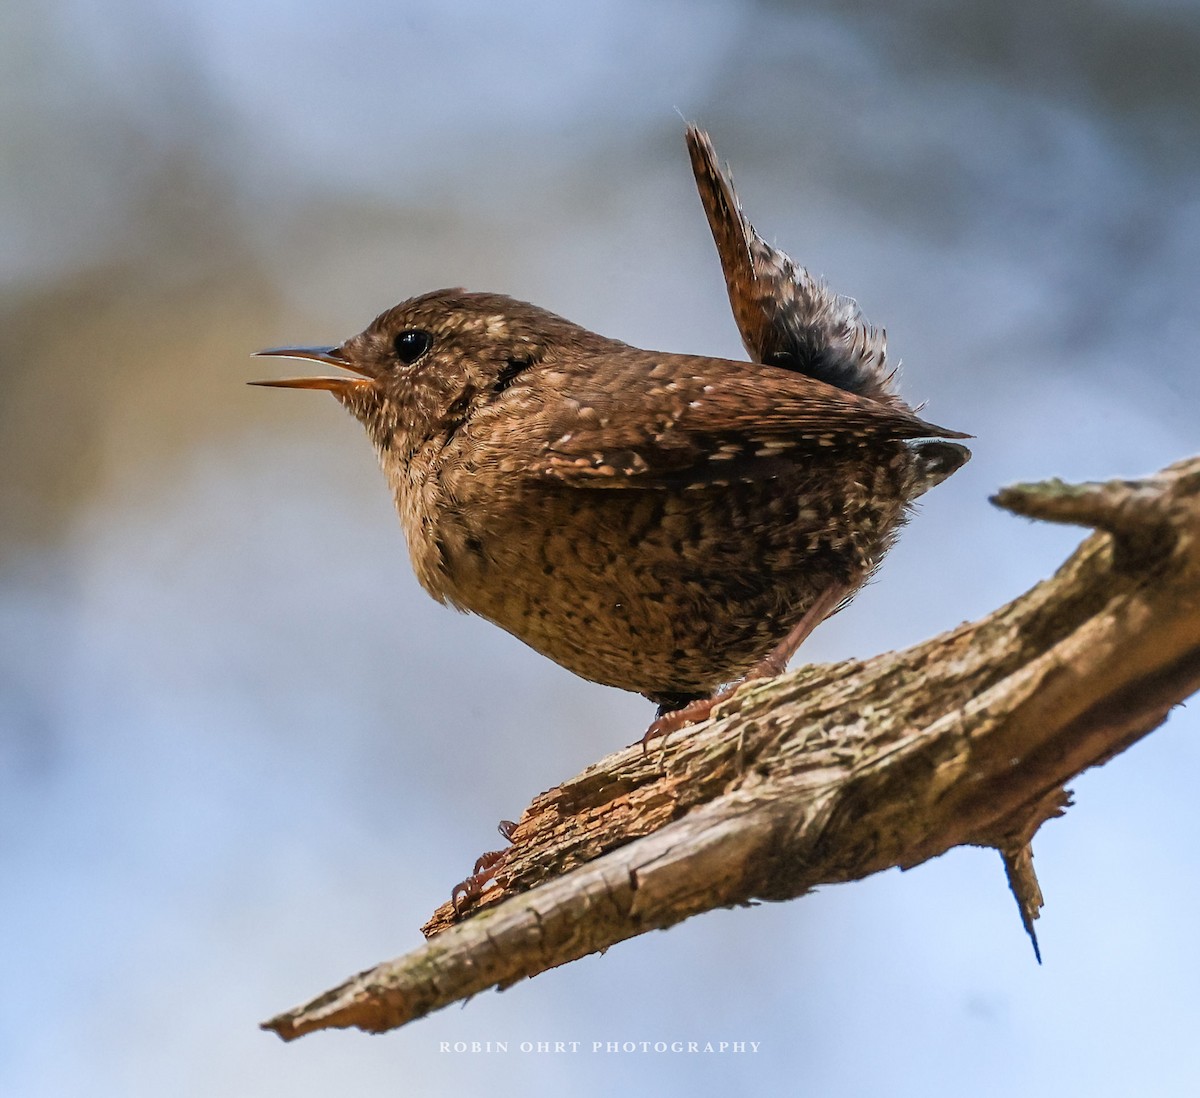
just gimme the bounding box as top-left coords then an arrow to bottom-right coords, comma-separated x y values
434,456 -> 912,700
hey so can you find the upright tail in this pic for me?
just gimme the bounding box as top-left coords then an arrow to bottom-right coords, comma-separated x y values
686,125 -> 902,410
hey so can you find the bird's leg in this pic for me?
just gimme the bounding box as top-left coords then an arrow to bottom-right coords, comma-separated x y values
450,819 -> 518,915
642,582 -> 849,745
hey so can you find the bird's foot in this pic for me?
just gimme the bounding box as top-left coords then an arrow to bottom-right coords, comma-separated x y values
642,683 -> 739,747
641,581 -> 853,749
450,819 -> 518,915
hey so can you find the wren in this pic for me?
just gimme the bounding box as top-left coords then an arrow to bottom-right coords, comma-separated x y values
253,126 -> 970,733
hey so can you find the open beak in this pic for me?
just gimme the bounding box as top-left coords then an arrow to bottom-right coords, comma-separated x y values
249,345 -> 374,393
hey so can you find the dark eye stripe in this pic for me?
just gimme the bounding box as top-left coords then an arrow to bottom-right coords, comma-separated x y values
494,356 -> 534,394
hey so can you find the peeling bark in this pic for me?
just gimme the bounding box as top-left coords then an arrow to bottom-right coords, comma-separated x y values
264,456 -> 1200,1041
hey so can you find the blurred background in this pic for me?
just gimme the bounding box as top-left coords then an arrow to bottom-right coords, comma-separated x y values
2,0 -> 1198,1094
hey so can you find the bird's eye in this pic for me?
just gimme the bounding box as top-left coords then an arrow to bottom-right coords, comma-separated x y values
393,329 -> 432,364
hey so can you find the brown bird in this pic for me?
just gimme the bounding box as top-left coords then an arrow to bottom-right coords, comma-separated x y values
252,126 -> 970,739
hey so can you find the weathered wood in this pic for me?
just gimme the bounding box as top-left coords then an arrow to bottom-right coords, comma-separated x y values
263,456 -> 1200,1040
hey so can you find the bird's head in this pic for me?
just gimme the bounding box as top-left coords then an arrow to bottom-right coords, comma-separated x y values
252,288 -> 601,459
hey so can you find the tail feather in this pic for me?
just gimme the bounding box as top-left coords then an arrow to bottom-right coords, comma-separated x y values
686,125 -> 901,409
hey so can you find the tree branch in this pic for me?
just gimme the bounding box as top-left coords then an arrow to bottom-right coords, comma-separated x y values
263,456 -> 1200,1040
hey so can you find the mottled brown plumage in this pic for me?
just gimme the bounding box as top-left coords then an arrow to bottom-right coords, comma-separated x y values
685,126 -> 900,405
252,127 -> 970,721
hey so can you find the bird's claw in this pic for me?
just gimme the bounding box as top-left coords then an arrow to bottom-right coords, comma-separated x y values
450,819 -> 519,915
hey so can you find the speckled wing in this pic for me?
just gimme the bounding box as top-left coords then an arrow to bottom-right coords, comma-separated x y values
686,125 -> 899,407
531,351 -> 967,490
